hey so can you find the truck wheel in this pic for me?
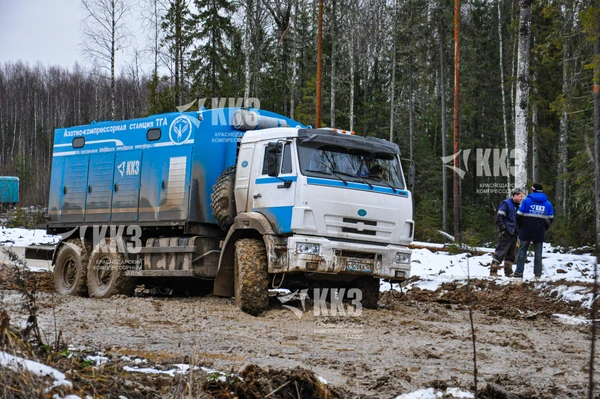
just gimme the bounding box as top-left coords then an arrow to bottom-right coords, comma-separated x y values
356,277 -> 380,309
211,165 -> 237,231
53,240 -> 89,296
87,239 -> 136,298
234,238 -> 269,316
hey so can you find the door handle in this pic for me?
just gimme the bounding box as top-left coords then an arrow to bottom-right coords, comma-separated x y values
253,193 -> 262,199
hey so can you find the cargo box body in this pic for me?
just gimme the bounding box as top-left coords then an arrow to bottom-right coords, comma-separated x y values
47,108 -> 299,233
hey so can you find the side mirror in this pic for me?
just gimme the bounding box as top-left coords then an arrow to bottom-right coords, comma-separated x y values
267,142 -> 281,177
408,164 -> 415,188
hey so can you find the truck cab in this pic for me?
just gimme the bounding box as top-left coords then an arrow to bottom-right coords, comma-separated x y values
213,122 -> 414,314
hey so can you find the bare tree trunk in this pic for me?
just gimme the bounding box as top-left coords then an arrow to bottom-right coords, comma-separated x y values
111,1 -> 116,120
532,70 -> 539,184
330,0 -> 336,127
390,0 -> 398,143
556,7 -> 571,216
497,0 -> 510,192
453,0 -> 462,242
408,0 -> 414,160
440,30 -> 448,233
514,0 -> 532,190
244,0 -> 252,107
315,0 -> 323,127
510,0 -> 517,131
594,34 -> 600,253
290,0 -> 298,119
350,29 -> 355,132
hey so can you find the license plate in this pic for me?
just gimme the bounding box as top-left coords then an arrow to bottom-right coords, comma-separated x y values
346,261 -> 372,273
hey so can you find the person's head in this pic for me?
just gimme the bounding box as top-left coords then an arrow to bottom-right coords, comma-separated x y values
370,164 -> 383,178
531,183 -> 544,192
511,187 -> 525,203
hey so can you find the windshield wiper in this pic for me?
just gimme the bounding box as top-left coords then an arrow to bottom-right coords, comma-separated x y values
356,176 -> 373,189
368,176 -> 398,194
304,168 -> 348,185
330,170 -> 352,186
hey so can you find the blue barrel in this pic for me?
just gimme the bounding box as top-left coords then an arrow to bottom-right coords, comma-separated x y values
0,176 -> 19,204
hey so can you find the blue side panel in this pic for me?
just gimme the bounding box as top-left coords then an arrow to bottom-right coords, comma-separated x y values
307,177 -> 409,197
85,153 -> 115,222
48,158 -> 65,222
61,156 -> 90,223
112,151 -> 143,221
138,147 -> 161,222
253,206 -> 294,234
0,177 -> 19,204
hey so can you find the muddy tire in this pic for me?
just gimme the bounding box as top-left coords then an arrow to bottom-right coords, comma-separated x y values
356,277 -> 380,309
211,165 -> 237,231
53,239 -> 90,296
234,238 -> 269,316
87,239 -> 136,298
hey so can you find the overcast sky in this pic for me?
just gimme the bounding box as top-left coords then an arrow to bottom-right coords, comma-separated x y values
0,0 -> 145,71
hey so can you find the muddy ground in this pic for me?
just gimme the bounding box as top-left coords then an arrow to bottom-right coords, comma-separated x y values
0,266 -> 598,398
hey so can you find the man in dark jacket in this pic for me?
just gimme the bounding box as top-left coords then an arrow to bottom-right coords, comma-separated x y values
490,188 -> 525,276
514,183 -> 554,278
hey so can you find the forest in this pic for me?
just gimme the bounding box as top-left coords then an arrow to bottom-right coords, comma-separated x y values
0,0 -> 598,249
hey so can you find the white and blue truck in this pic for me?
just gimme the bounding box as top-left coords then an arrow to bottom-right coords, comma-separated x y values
46,108 -> 414,315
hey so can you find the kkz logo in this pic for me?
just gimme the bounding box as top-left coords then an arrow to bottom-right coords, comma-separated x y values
530,205 -> 545,214
117,160 -> 140,177
441,148 -> 525,179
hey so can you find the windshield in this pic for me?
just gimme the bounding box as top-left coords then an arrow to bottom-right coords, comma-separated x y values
297,142 -> 406,190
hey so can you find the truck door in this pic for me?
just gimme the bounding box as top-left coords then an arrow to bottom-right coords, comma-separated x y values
85,152 -> 115,222
158,146 -> 193,221
251,142 -> 297,234
111,150 -> 143,222
61,155 -> 90,223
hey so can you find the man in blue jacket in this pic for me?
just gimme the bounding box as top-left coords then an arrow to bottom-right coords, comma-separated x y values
514,183 -> 555,278
491,188 -> 525,276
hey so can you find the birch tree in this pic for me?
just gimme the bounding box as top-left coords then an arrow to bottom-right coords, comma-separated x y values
514,0 -> 532,190
81,0 -> 132,120
497,0 -> 510,192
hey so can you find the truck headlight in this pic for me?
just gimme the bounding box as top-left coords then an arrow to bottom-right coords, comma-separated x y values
395,252 -> 411,264
296,243 -> 320,255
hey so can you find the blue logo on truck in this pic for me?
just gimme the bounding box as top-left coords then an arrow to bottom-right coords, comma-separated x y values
357,209 -> 367,217
169,116 -> 193,144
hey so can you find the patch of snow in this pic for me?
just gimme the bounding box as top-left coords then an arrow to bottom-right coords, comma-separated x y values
553,314 -> 594,325
395,388 -> 474,399
52,395 -> 81,399
0,228 -> 59,247
0,350 -> 72,391
124,363 -> 196,377
445,388 -> 475,398
394,388 -> 437,399
317,375 -> 328,384
85,355 -> 109,366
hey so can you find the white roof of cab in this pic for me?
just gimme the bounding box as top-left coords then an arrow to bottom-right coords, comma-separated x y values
240,127 -> 301,143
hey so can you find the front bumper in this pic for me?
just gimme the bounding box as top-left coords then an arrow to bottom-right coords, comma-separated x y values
268,234 -> 411,281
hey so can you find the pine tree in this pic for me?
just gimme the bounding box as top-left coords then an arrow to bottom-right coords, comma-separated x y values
189,0 -> 237,99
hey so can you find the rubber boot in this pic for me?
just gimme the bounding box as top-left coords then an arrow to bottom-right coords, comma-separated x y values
490,260 -> 500,277
503,261 -> 513,277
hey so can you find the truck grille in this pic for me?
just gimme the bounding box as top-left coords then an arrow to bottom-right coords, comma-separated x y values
324,215 -> 394,238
